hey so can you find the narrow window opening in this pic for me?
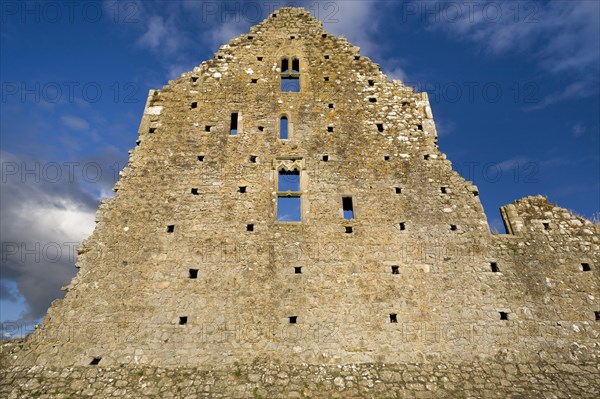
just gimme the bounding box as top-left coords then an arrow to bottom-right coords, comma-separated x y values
581,263 -> 591,272
289,316 -> 297,324
230,112 -> 238,135
179,316 -> 188,325
294,267 -> 302,274
292,59 -> 300,73
89,357 -> 102,366
391,266 -> 399,274
205,125 -> 212,132
384,156 -> 390,161
251,78 -> 258,84
499,312 -> 508,320
239,186 -> 247,193
399,222 -> 406,231
369,97 -> 377,103
490,262 -> 499,273
389,313 -> 398,323
368,80 -> 374,86
149,127 -> 156,133
377,123 -> 384,132
327,126 -> 334,132
543,222 -> 550,230
441,187 -> 448,194
395,187 -> 402,194
322,154 -> 329,162
417,124 -> 423,131
345,226 -> 353,234
281,58 -> 289,74
450,224 -> 458,231
191,188 -> 199,195
166,225 -> 175,233
191,76 -> 198,82
197,155 -> 205,162
257,56 -> 263,61
279,116 -> 288,139
328,103 -> 334,108
189,269 -> 198,279
191,102 -> 197,109
342,197 -> 354,220
246,224 -> 254,232
595,311 -> 600,321
249,155 -> 258,163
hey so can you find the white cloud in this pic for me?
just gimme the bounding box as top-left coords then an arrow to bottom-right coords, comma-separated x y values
60,115 -> 89,131
571,123 -> 586,137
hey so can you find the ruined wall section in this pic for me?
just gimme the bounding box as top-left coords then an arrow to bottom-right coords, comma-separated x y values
8,8 -> 597,372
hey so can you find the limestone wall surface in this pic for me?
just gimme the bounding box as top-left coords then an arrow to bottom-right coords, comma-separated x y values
1,7 -> 598,398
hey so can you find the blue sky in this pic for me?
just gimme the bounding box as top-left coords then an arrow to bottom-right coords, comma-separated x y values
1,0 -> 599,336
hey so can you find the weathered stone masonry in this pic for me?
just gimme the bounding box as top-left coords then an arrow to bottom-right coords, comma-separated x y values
1,7 -> 598,398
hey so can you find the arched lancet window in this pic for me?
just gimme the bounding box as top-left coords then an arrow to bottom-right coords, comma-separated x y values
281,57 -> 300,92
279,116 -> 288,139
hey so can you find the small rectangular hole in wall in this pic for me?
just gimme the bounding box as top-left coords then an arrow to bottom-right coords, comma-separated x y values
322,154 -> 329,162
441,187 -> 448,194
377,123 -> 384,132
230,112 -> 238,135
322,33 -> 327,38
197,155 -> 205,162
399,222 -> 406,231
581,263 -> 591,271
249,155 -> 257,163
490,262 -> 499,273
595,311 -> 600,321
290,35 -> 296,39
205,125 -> 212,132
417,124 -> 423,131
258,126 -> 264,132
328,103 -> 334,108
247,35 -> 254,40
473,190 -> 479,197
327,126 -> 334,132
389,313 -> 398,323
324,54 -> 330,59
384,156 -> 390,161
424,155 -> 430,160
251,79 -> 258,84
543,222 -> 550,230
342,197 -> 354,220
239,186 -> 247,193
354,55 -> 361,60
149,127 -> 156,133
191,76 -> 198,82
369,97 -> 377,103
395,187 -> 402,194
450,224 -> 457,231
499,312 -> 508,320
247,224 -> 254,232
402,101 -> 410,106
289,316 -> 297,324
179,316 -> 188,325
368,80 -> 374,86
191,102 -> 197,109
166,225 -> 174,233
324,76 -> 330,82
345,226 -> 353,234
294,266 -> 302,274
391,265 -> 399,274
136,139 -> 141,146
89,357 -> 101,365
189,269 -> 198,279
191,188 -> 199,195
257,56 -> 263,61
217,55 -> 223,59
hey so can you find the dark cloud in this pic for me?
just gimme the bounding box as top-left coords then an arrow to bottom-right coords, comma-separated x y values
0,149 -> 124,322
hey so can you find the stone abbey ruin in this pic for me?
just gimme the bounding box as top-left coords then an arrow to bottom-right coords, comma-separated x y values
1,7 -> 599,398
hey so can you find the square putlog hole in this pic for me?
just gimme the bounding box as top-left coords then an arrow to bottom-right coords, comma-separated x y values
89,357 -> 102,366
189,269 -> 198,279
391,266 -> 399,274
345,226 -> 353,234
166,225 -> 175,233
289,316 -> 297,324
179,316 -> 188,325
581,263 -> 591,272
595,311 -> 600,321
490,262 -> 499,273
294,267 -> 302,274
191,188 -> 199,195
197,155 -> 205,162
499,312 -> 508,320
246,224 -> 254,232
395,187 -> 402,194
239,186 -> 247,193
389,313 -> 398,323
